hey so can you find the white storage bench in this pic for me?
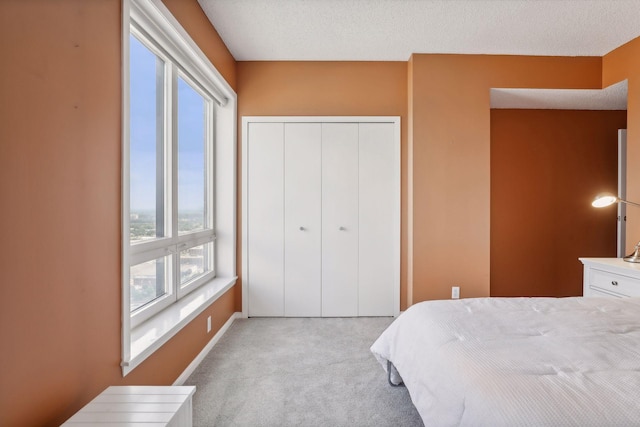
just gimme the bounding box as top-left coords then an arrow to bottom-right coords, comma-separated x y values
61,386 -> 196,426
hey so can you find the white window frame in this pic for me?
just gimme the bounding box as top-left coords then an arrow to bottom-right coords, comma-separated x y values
122,0 -> 237,376
128,28 -> 217,327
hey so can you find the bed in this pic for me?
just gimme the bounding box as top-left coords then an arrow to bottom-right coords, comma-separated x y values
370,297 -> 640,426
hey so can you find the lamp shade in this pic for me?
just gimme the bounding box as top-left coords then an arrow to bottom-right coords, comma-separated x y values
592,194 -> 618,208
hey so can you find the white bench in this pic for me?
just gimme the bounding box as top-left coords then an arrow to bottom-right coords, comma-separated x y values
61,386 -> 196,426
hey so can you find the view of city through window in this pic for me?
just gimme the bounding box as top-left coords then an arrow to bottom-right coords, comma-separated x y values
129,214 -> 211,312
129,211 -> 205,242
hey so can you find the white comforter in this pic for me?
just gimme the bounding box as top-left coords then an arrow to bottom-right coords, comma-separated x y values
371,297 -> 640,426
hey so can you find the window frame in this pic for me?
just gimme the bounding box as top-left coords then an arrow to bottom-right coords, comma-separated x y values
127,27 -> 175,323
122,0 -> 237,377
127,25 -> 217,328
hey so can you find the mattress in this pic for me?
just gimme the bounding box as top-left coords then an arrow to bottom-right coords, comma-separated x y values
371,297 -> 640,426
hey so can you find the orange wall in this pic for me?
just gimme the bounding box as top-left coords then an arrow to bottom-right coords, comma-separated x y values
0,1 -> 237,426
408,55 -> 603,302
237,61 -> 409,309
603,37 -> 640,253
490,109 -> 626,297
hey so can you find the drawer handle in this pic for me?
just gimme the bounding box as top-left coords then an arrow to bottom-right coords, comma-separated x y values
611,281 -> 619,286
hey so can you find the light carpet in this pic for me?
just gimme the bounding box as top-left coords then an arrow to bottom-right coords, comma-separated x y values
184,317 -> 424,427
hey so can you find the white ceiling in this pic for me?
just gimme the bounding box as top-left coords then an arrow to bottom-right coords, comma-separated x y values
491,80 -> 628,110
197,0 -> 638,109
198,0 -> 640,61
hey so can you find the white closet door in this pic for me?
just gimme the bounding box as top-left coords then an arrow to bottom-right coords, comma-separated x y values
359,123 -> 397,316
284,123 -> 322,316
247,122 -> 284,316
322,123 -> 359,316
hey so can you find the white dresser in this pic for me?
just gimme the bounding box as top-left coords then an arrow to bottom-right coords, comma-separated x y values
580,258 -> 640,297
62,386 -> 195,426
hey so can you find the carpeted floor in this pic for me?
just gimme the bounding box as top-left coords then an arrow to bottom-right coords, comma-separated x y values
184,317 -> 424,427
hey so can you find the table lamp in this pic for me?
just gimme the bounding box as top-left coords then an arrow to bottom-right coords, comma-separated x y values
592,194 -> 640,263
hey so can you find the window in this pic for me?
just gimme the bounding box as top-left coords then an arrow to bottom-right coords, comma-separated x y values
123,0 -> 236,376
128,27 -> 216,327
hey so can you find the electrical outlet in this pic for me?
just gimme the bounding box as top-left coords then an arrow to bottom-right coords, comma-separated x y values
452,286 -> 460,299
207,316 -> 212,333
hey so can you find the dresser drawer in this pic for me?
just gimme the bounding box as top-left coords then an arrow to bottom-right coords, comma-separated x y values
590,268 -> 640,297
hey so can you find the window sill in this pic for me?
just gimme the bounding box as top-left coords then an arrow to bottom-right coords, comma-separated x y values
122,276 -> 237,376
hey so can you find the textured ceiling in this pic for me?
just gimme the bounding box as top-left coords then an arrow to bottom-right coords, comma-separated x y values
198,0 -> 640,61
197,0 -> 637,109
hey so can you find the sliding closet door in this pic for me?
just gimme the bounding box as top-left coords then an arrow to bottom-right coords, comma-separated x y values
247,123 -> 284,317
322,123 -> 359,317
359,123 -> 397,316
284,123 -> 322,316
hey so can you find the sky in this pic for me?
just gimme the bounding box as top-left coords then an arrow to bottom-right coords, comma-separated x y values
129,34 -> 206,214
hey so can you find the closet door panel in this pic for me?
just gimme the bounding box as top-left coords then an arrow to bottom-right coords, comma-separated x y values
247,122 -> 284,317
322,123 -> 359,317
359,123 -> 397,316
284,123 -> 322,316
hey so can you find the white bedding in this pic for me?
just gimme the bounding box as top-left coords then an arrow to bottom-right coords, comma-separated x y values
371,297 -> 640,426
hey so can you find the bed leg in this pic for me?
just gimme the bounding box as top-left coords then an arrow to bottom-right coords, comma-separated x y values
387,360 -> 404,387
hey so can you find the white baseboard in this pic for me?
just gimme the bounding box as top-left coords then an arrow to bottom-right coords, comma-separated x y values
173,311 -> 241,385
